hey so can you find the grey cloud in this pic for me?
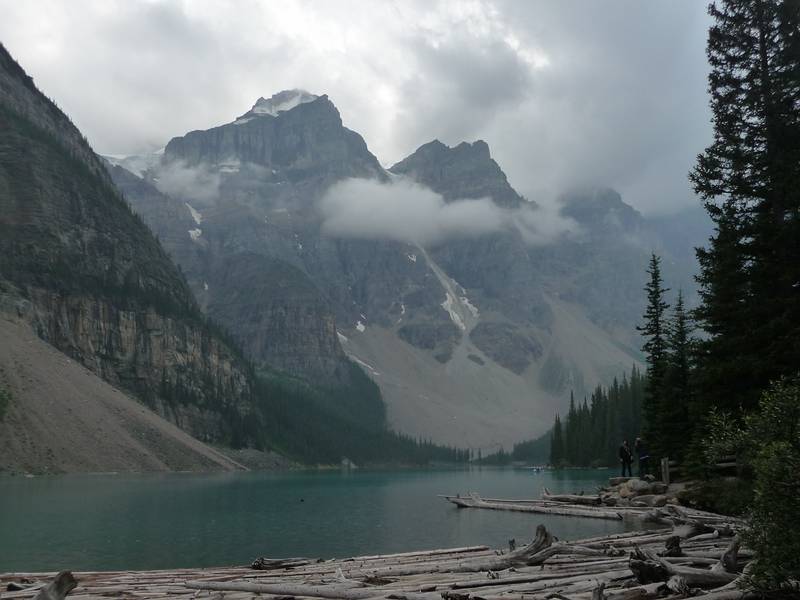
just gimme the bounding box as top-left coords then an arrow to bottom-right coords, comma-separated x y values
0,0 -> 713,215
154,161 -> 220,203
319,177 -> 577,247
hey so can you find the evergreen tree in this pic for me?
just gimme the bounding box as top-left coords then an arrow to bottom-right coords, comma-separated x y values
549,414 -> 564,466
637,253 -> 670,457
544,367 -> 645,468
690,0 -> 800,415
565,392 -> 578,464
661,290 -> 693,460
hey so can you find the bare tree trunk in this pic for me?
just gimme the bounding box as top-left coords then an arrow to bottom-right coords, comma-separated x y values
33,572 -> 77,600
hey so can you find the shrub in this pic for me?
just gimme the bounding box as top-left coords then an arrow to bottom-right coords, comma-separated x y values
705,377 -> 800,592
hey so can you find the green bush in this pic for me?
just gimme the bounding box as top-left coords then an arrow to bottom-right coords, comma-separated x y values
677,477 -> 752,517
705,377 -> 800,593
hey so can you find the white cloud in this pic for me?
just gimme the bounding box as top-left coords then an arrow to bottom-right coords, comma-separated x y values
319,177 -> 577,247
154,161 -> 220,203
0,0 -> 712,215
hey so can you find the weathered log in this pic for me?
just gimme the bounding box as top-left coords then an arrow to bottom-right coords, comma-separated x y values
643,507 -> 720,539
659,536 -> 682,557
443,494 -> 622,520
361,524 -> 556,577
252,557 -> 320,570
690,590 -> 760,600
629,547 -> 670,583
33,572 -> 77,600
665,574 -> 691,596
720,537 -> 740,573
629,546 -> 738,588
542,489 -> 602,506
602,582 -> 664,600
185,579 -> 375,599
591,581 -> 606,600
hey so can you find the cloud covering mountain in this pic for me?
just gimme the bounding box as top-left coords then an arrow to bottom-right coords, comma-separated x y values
319,177 -> 578,246
0,0 -> 711,215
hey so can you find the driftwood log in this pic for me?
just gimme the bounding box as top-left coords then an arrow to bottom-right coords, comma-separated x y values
659,535 -> 682,557
542,489 -> 602,506
32,572 -> 76,600
444,494 -> 622,520
251,556 -> 320,570
630,535 -> 741,589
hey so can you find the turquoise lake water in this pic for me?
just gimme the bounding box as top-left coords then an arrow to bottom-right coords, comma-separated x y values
0,468 -> 639,571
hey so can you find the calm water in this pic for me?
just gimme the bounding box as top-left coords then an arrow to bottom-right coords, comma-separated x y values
0,468 -> 636,572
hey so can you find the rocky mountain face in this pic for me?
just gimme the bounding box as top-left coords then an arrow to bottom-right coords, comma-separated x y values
390,139 -> 525,208
109,90 -> 705,448
0,44 -> 260,446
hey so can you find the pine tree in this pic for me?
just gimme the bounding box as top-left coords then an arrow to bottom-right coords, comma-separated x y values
690,0 -> 800,415
661,290 -> 693,461
545,367 -> 645,468
549,414 -> 564,466
565,392 -> 578,464
637,253 -> 670,457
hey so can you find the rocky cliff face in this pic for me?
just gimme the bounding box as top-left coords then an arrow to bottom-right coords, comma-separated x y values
391,139 -> 525,207
164,92 -> 385,189
0,44 -> 257,446
109,142 -> 358,386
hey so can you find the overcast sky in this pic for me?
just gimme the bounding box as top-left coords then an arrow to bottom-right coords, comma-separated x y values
0,0 -> 712,215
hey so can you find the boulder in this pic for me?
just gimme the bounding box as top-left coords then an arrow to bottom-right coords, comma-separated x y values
619,478 -> 654,497
609,476 -> 634,486
633,494 -> 668,507
650,483 -> 668,495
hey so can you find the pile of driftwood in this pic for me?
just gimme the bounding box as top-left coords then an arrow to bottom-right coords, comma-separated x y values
1,508 -> 753,600
442,477 -> 732,524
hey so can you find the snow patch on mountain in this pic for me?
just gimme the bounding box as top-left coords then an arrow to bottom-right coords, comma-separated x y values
188,228 -> 202,241
185,202 -> 203,225
460,295 -> 479,318
234,90 -> 319,124
441,292 -> 466,331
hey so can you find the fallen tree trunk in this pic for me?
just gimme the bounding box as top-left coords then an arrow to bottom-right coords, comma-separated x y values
659,535 -> 682,557
356,525 -> 556,577
720,537 -> 740,573
33,572 -> 77,600
251,556 -> 320,570
542,489 -> 602,506
186,579 -> 376,599
444,494 -> 622,520
629,541 -> 739,588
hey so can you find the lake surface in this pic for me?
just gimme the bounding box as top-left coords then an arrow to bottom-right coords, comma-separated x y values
0,468 -> 638,572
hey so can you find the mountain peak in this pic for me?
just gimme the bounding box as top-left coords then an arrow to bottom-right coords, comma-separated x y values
390,139 -> 524,207
559,187 -> 644,233
235,89 -> 319,123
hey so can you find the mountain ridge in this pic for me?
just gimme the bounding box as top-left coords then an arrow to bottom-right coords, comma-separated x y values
106,90 -> 707,447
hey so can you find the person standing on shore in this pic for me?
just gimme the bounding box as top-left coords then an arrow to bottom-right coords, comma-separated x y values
618,440 -> 633,477
635,437 -> 649,478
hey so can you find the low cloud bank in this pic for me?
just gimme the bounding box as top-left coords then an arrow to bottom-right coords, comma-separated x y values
319,177 -> 577,247
154,161 -> 221,203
